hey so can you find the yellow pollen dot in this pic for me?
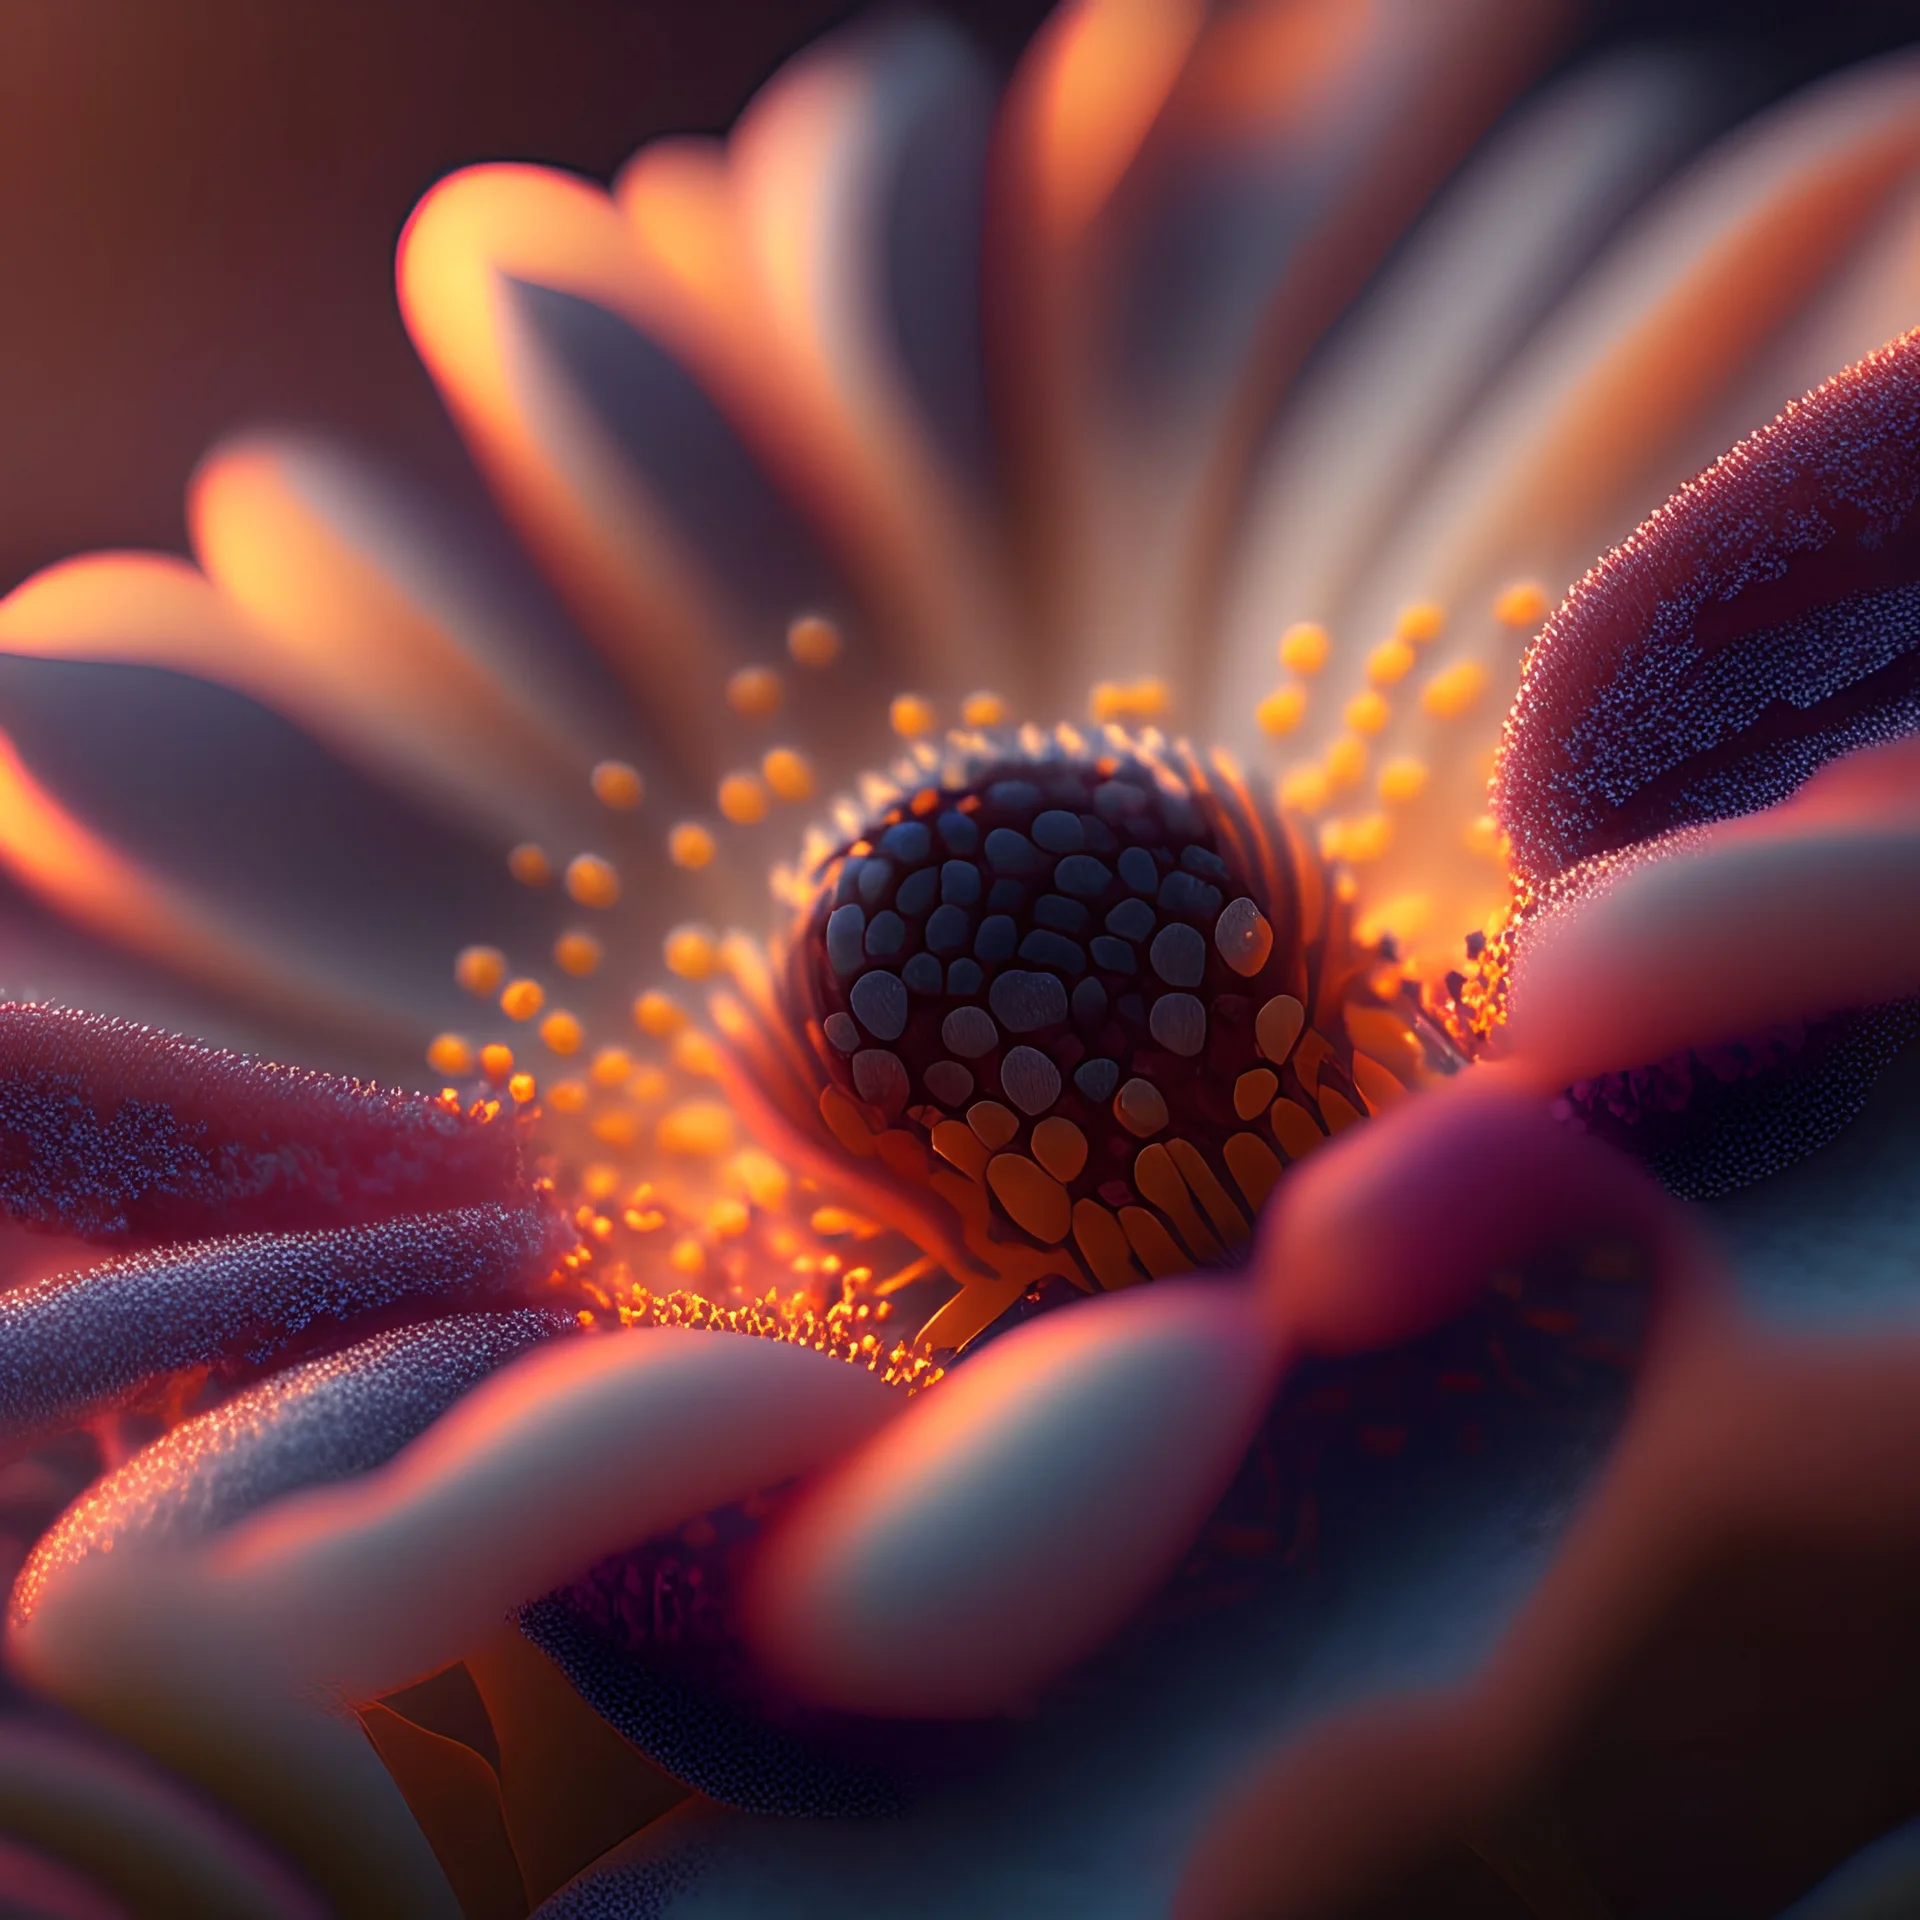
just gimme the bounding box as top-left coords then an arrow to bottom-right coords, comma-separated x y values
1280,764 -> 1330,814
551,932 -> 601,978
1089,679 -> 1170,724
658,1100 -> 735,1157
1466,813 -> 1506,860
1379,756 -> 1430,804
669,1237 -> 707,1277
590,1109 -> 640,1149
507,844 -> 551,887
890,693 -> 937,738
1355,893 -> 1433,949
565,853 -> 621,908
673,1030 -> 721,1076
589,760 -> 644,809
960,691 -> 1007,728
539,1009 -> 584,1055
787,613 -> 842,668
455,945 -> 505,996
1396,601 -> 1446,643
500,978 -> 545,1021
426,1033 -> 472,1076
634,988 -> 689,1036
629,1064 -> 671,1104
668,823 -> 716,870
707,1198 -> 750,1238
726,665 -> 783,717
1278,621 -> 1329,675
507,1072 -> 536,1104
1256,685 -> 1306,736
1422,661 -> 1488,719
1344,690 -> 1390,735
1325,734 -> 1367,789
717,772 -> 769,824
1343,813 -> 1393,862
762,748 -> 815,802
662,927 -> 717,981
547,1079 -> 588,1113
478,1042 -> 514,1081
582,1164 -> 620,1202
1366,638 -> 1416,684
1493,579 -> 1550,628
591,1046 -> 634,1087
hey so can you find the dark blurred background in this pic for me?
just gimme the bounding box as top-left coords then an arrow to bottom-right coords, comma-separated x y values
0,0 -> 1913,599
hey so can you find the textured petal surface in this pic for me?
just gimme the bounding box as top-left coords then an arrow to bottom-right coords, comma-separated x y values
747,1280 -> 1282,1716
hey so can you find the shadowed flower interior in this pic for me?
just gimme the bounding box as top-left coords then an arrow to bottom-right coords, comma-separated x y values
4,5 -> 1920,1917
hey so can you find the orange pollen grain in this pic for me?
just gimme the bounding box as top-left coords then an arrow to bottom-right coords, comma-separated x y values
786,613 -> 842,668
507,844 -> 551,887
455,945 -> 505,996
426,1033 -> 472,1076
668,823 -> 716,870
565,853 -> 621,908
590,760 -> 644,809
718,772 -> 769,824
553,931 -> 603,976
726,665 -> 784,717
540,1010 -> 584,1055
500,978 -> 545,1021
762,748 -> 815,802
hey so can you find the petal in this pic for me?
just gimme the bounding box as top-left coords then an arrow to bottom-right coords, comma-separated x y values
0,1714 -> 326,1918
10,1330 -> 896,1915
991,0 -> 1560,714
746,1281 -> 1283,1717
0,1202 -> 573,1452
0,1004 -> 525,1245
1177,1324 -> 1920,1920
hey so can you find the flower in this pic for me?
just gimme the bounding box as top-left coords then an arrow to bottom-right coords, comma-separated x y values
3,5 -> 1920,1916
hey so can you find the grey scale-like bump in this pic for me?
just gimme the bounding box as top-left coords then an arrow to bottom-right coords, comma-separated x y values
1149,922 -> 1207,987
974,915 -> 1017,963
1074,1057 -> 1120,1102
940,860 -> 981,904
894,866 -> 938,916
1018,929 -> 1086,973
1090,935 -> 1137,973
984,828 -> 1044,875
941,1006 -> 999,1058
863,910 -> 906,957
902,953 -> 942,994
986,877 -> 1025,913
824,1012 -> 859,1053
1071,977 -> 1108,1026
1159,871 -> 1223,920
0,1202 -> 574,1452
948,958 -> 984,996
1105,896 -> 1156,940
922,1061 -> 974,1107
998,1047 -> 1063,1116
856,858 -> 893,905
1031,809 -> 1085,853
988,970 -> 1068,1033
849,970 -> 908,1042
1033,894 -> 1088,935
878,820 -> 930,863
1117,846 -> 1158,892
1053,853 -> 1113,897
825,904 -> 865,976
988,779 -> 1041,811
925,904 -> 972,954
936,810 -> 979,854
1149,992 -> 1207,1057
851,1050 -> 908,1112
13,1309 -> 570,1627
1215,895 -> 1270,970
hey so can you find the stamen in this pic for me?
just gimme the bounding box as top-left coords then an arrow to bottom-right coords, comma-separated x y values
1279,621 -> 1330,675
633,990 -> 688,1037
1366,638 -> 1415,684
507,844 -> 551,886
718,773 -> 770,824
539,1011 -> 583,1055
763,748 -> 816,802
662,928 -> 717,981
890,694 -> 937,739
1256,685 -> 1306,736
1395,601 -> 1446,643
1325,735 -> 1367,788
589,761 -> 644,809
564,853 -> 621,907
668,823 -> 716,870
1378,757 -> 1429,804
725,666 -> 783,718
499,978 -> 544,1022
426,1033 -> 472,1075
455,945 -> 505,996
961,693 -> 1008,728
1421,662 -> 1487,719
553,931 -> 602,976
1089,679 -> 1169,723
1344,691 -> 1390,735
478,1043 -> 514,1080
786,613 -> 843,668
1492,579 -> 1548,628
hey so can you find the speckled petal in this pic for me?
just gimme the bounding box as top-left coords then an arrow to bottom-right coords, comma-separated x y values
0,1004 -> 526,1246
0,1203 -> 573,1452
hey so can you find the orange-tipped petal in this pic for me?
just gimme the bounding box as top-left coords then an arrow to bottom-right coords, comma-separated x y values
744,1280 -> 1281,1716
